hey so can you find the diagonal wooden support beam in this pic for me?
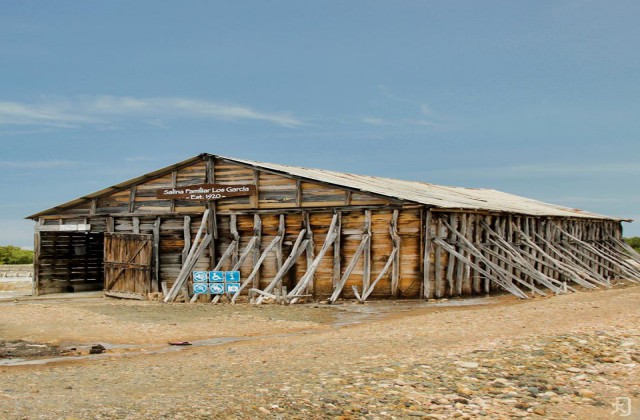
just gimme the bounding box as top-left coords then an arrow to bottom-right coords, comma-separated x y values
165,233 -> 212,302
164,210 -> 210,302
443,219 -> 545,296
533,232 -> 609,288
595,240 -> 640,280
481,222 -> 563,293
611,237 -> 640,263
255,229 -> 307,304
288,213 -> 339,304
510,244 -> 578,292
390,210 -> 401,297
232,235 -> 282,302
359,247 -> 397,302
434,238 -> 528,299
510,223 -> 598,289
328,234 -> 369,304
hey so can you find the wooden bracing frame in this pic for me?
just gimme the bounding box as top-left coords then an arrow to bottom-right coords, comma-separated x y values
428,213 -> 640,300
165,207 -> 638,304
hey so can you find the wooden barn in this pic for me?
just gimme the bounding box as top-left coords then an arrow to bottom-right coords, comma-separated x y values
27,153 -> 640,303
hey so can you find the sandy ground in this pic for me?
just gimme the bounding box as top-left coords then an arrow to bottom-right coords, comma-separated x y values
0,282 -> 638,419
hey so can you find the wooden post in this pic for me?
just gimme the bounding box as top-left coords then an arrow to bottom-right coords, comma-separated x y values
422,208 -> 432,299
128,185 -> 136,213
303,211 -> 315,296
152,217 -> 161,293
390,210 -> 401,297
455,214 -> 467,296
295,179 -> 302,207
33,218 -> 43,296
182,216 -> 191,263
252,170 -> 260,208
434,217 -> 444,298
206,157 -> 217,269
230,214 -> 240,267
277,214 -> 285,269
132,217 -> 140,234
170,171 -> 177,213
332,211 -> 342,289
252,214 -> 262,297
445,213 -> 456,296
363,210 -> 372,294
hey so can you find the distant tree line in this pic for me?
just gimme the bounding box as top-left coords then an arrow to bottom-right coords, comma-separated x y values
625,237 -> 640,254
0,245 -> 33,264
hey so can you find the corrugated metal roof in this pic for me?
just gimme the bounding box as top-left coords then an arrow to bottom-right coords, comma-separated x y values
27,153 -> 627,221
228,156 -> 623,220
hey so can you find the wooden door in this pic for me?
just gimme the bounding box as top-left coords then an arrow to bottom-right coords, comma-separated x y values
104,233 -> 153,299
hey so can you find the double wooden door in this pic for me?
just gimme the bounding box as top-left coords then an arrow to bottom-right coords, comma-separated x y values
104,233 -> 152,299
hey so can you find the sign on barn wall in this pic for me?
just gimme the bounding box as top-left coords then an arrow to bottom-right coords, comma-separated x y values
156,183 -> 255,201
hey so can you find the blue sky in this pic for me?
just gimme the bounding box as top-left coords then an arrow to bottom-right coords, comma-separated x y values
1,0 -> 639,248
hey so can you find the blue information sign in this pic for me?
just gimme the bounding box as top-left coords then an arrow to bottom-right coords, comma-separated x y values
225,271 -> 240,282
210,283 -> 225,294
193,283 -> 208,294
226,283 -> 240,294
210,271 -> 224,282
193,271 -> 209,282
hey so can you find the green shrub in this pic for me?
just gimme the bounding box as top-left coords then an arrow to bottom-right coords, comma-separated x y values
0,245 -> 33,264
624,237 -> 640,253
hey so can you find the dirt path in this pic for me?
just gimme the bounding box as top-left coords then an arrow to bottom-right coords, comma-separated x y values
0,286 -> 638,419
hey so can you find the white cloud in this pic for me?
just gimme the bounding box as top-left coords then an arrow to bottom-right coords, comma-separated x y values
361,117 -> 393,126
0,96 -> 303,129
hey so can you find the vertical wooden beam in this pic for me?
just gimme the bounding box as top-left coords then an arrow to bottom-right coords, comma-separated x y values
345,190 -> 352,206
106,216 -> 114,233
362,210 -> 372,294
462,214 -> 472,295
277,214 -> 285,269
152,217 -> 161,294
483,215 -> 492,293
230,214 -> 239,267
434,217 -> 444,298
472,215 -> 483,294
455,214 -> 467,296
332,211 -> 342,289
303,211 -> 315,296
206,157 -> 217,269
128,185 -> 137,214
446,213 -> 456,296
252,170 -> 260,208
422,208 -> 432,300
390,209 -> 401,298
182,216 -> 191,264
295,179 -> 302,207
33,218 -> 43,296
252,214 -> 262,295
132,217 -> 140,234
90,199 -> 97,216
170,170 -> 177,213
